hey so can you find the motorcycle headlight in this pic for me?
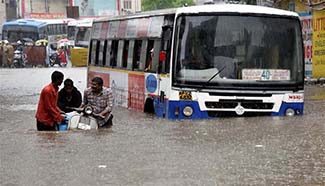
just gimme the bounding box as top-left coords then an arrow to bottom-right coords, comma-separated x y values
84,106 -> 93,115
183,106 -> 193,117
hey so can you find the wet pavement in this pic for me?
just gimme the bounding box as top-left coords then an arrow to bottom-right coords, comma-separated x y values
1,67 -> 325,186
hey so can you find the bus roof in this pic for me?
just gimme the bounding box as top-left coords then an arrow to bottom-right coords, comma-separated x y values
176,4 -> 299,17
68,18 -> 93,27
94,8 -> 176,23
2,18 -> 75,28
32,18 -> 75,25
93,4 -> 298,24
2,19 -> 47,28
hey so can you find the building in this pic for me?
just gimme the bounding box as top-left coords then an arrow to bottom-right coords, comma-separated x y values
0,1 -> 5,37
119,0 -> 141,15
274,0 -> 325,78
0,0 -> 142,36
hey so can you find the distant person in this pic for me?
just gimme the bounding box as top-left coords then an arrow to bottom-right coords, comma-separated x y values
58,78 -> 82,113
6,42 -> 14,67
35,71 -> 66,131
45,44 -> 50,67
144,48 -> 154,72
0,41 -> 3,66
16,40 -> 24,52
57,47 -> 67,66
2,40 -> 10,67
80,77 -> 114,128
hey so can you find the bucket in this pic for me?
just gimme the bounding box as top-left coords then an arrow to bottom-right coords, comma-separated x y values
57,123 -> 68,131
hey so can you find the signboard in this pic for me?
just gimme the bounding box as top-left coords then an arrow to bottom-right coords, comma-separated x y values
100,22 -> 109,39
312,10 -> 325,78
128,74 -> 145,110
148,16 -> 164,37
118,20 -> 128,38
74,0 -> 117,17
92,22 -> 102,39
70,48 -> 88,67
125,19 -> 138,38
29,13 -> 65,19
299,13 -> 313,77
107,21 -> 119,38
105,16 -> 164,39
242,69 -> 290,81
137,18 -> 150,37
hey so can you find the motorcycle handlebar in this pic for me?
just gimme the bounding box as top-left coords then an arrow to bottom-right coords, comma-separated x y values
65,107 -> 83,112
65,106 -> 106,119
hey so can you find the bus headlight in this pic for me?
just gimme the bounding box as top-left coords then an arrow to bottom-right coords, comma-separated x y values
285,108 -> 295,116
183,106 -> 193,117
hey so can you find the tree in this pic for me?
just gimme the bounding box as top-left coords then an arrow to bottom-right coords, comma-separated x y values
142,0 -> 195,11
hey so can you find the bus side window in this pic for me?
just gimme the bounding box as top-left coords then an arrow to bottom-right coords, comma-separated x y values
54,25 -> 57,35
152,40 -> 161,72
122,40 -> 129,68
98,40 -> 106,66
127,40 -> 134,70
110,40 -> 118,67
139,40 -> 148,71
103,40 -> 108,66
145,40 -> 154,72
90,39 -> 100,66
132,40 -> 142,71
159,26 -> 172,74
105,40 -> 112,67
89,40 -> 93,65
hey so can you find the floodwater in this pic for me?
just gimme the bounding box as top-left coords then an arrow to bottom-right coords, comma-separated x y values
1,67 -> 325,186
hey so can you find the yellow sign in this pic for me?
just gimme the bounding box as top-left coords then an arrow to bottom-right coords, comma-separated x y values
70,48 -> 88,67
312,10 -> 325,78
179,91 -> 192,100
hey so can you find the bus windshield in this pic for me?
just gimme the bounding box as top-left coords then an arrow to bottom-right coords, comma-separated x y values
67,25 -> 76,41
173,15 -> 304,91
3,25 -> 39,42
75,27 -> 92,47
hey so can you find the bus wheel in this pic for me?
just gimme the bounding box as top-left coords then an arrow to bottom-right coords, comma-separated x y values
144,98 -> 155,114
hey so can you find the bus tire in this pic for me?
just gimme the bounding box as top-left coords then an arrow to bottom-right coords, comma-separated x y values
144,98 -> 155,114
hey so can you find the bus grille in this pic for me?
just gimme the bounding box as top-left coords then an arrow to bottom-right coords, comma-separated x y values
207,111 -> 272,117
205,100 -> 274,110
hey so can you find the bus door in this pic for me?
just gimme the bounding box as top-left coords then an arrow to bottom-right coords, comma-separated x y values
155,25 -> 173,117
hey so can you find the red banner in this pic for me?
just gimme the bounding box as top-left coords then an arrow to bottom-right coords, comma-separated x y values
128,74 -> 145,110
29,13 -> 66,19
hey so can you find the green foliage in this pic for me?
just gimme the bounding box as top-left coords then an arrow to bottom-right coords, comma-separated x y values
142,0 -> 195,11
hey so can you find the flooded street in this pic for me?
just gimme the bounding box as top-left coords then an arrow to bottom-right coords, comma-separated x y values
1,67 -> 325,186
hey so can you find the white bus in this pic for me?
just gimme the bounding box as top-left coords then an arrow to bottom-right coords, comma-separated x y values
87,4 -> 304,119
68,18 -> 93,47
69,18 -> 94,66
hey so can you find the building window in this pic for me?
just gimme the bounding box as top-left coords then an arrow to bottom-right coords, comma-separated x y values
123,0 -> 132,10
289,2 -> 295,12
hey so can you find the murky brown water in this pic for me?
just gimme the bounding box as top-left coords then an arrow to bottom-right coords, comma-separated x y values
1,68 -> 325,186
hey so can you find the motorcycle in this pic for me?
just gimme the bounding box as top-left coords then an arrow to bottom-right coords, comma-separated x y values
49,53 -> 67,67
13,49 -> 27,68
57,105 -> 100,130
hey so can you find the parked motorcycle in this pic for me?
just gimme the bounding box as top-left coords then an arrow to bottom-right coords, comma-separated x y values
57,105 -> 100,130
13,49 -> 27,68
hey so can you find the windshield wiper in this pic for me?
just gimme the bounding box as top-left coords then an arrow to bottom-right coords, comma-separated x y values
202,66 -> 226,88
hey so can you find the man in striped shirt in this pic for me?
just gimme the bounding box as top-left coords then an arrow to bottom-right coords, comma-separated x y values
81,77 -> 113,127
